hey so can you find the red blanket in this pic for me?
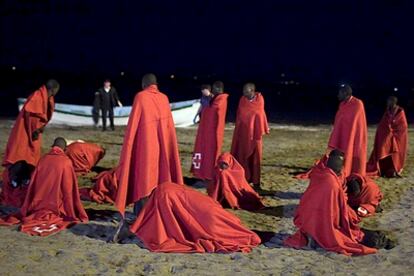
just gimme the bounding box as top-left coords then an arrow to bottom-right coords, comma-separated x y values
285,162 -> 376,255
115,85 -> 183,215
80,167 -> 118,204
0,147 -> 88,236
65,142 -> 105,174
231,93 -> 269,184
347,174 -> 383,217
191,93 -> 228,180
2,86 -> 54,167
208,153 -> 265,210
328,96 -> 368,177
367,106 -> 408,177
130,182 -> 261,253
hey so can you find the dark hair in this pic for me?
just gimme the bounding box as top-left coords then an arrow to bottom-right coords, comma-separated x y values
46,79 -> 60,90
329,149 -> 344,158
347,179 -> 361,195
201,84 -> 211,91
142,73 -> 157,87
52,137 -> 67,149
212,81 -> 224,90
339,84 -> 352,96
104,79 -> 111,83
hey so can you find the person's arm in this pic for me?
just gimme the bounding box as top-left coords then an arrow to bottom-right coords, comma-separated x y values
113,88 -> 123,107
193,105 -> 202,124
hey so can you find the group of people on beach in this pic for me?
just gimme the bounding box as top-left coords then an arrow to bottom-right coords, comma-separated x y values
0,74 -> 408,255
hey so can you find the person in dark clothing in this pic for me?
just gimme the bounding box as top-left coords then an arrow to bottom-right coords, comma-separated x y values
193,84 -> 213,124
93,79 -> 122,131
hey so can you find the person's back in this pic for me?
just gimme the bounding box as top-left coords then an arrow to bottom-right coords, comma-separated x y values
115,74 -> 183,218
129,182 -> 261,253
191,81 -> 228,181
65,141 -> 105,174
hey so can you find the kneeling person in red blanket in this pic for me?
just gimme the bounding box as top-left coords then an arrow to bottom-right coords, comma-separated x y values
0,137 -> 88,236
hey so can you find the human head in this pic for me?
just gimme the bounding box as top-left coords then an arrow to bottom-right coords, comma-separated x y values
46,79 -> 60,97
104,79 -> 111,89
212,81 -> 224,95
201,84 -> 212,97
327,149 -> 344,175
218,161 -> 229,170
52,137 -> 67,151
142,73 -> 157,89
346,178 -> 362,197
337,84 -> 352,102
386,96 -> 398,110
243,83 -> 256,99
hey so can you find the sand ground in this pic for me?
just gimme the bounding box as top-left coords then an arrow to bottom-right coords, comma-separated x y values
0,120 -> 413,275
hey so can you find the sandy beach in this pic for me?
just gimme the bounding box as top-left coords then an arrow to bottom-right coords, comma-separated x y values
0,120 -> 413,275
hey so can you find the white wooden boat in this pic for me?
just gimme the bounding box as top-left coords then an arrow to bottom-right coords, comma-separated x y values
18,98 -> 200,128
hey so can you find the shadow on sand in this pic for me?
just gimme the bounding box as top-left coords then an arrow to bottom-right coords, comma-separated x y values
254,204 -> 297,218
70,209 -> 140,245
272,191 -> 302,200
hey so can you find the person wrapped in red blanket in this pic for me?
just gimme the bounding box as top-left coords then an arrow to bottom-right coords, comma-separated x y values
296,85 -> 367,179
231,83 -> 269,188
1,80 -> 59,208
346,174 -> 383,217
208,153 -> 265,211
191,81 -> 228,181
80,167 -> 119,204
367,96 -> 408,178
65,140 -> 105,175
285,150 -> 377,255
112,74 -> 183,242
129,182 -> 261,253
0,138 -> 88,236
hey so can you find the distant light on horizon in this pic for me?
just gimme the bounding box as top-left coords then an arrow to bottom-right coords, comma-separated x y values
120,71 -> 125,76
170,74 -> 175,79
11,66 -> 16,71
280,73 -> 285,78
393,87 -> 398,92
193,76 -> 198,80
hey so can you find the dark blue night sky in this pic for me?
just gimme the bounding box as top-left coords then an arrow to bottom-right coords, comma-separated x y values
1,0 -> 413,121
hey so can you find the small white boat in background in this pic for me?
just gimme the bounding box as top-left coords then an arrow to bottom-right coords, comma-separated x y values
17,98 -> 200,128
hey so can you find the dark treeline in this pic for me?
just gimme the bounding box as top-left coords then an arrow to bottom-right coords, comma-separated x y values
0,68 -> 412,125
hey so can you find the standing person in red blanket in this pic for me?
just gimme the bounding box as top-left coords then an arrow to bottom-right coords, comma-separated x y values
112,74 -> 183,242
346,174 -> 383,218
65,140 -> 105,175
0,137 -> 88,236
208,153 -> 265,211
285,150 -> 377,255
296,85 -> 367,179
191,81 -> 228,181
1,80 -> 59,207
231,83 -> 269,188
367,96 -> 408,177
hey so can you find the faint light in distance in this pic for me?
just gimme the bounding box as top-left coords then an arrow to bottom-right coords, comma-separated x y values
193,76 -> 198,80
394,87 -> 398,92
170,74 -> 175,79
11,66 -> 16,71
120,71 -> 125,76
281,73 -> 285,78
